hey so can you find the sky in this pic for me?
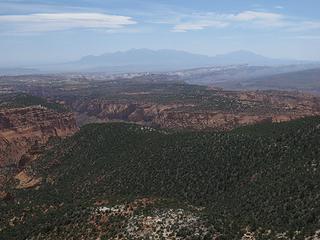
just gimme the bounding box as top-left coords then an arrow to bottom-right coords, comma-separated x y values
0,0 -> 320,67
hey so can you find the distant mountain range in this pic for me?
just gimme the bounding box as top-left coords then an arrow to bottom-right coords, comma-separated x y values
1,49 -> 311,75
1,49 -> 318,75
61,49 -> 310,73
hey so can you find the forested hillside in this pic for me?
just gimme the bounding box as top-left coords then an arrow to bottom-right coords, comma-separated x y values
0,93 -> 67,112
1,117 -> 320,239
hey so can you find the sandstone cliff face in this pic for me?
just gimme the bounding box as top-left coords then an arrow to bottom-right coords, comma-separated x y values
71,91 -> 320,130
154,111 -> 314,130
0,106 -> 78,167
74,100 -> 191,127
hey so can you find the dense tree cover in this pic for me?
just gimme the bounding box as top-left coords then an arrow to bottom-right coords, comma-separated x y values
0,93 -> 67,112
1,117 -> 320,239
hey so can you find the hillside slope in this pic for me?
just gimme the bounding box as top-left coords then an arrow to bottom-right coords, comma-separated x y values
0,94 -> 78,167
1,118 -> 320,239
219,68 -> 320,93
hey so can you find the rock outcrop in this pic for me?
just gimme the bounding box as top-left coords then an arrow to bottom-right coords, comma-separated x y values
14,170 -> 42,189
71,91 -> 320,130
0,106 -> 78,167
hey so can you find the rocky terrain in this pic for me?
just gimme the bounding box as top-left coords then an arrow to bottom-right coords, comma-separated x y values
1,72 -> 320,131
71,89 -> 320,130
0,104 -> 78,167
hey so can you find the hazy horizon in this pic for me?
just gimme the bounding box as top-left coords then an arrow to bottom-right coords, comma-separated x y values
1,48 -> 311,69
0,0 -> 320,67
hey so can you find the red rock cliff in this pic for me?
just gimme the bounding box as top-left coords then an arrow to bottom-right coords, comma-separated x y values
0,106 -> 78,167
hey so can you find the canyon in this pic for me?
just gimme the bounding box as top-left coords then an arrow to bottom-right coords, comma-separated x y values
1,73 -> 320,239
71,90 -> 320,130
1,79 -> 320,169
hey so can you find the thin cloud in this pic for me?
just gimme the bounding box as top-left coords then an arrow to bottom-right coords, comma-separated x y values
0,12 -> 137,33
228,11 -> 288,28
168,10 -> 320,32
172,20 -> 228,32
288,21 -> 320,32
230,11 -> 283,22
170,11 -> 286,32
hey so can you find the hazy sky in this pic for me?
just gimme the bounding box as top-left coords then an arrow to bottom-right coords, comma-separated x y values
0,0 -> 320,67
